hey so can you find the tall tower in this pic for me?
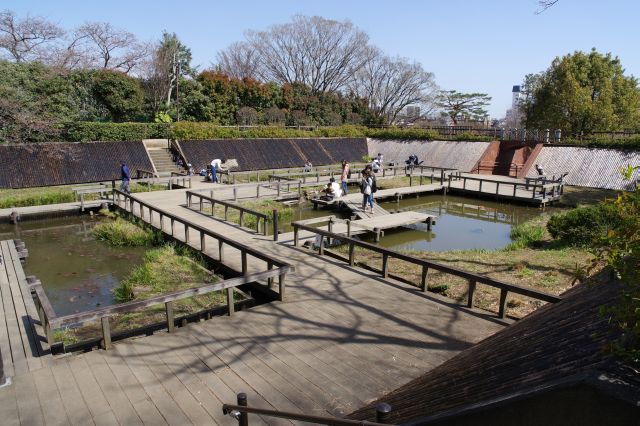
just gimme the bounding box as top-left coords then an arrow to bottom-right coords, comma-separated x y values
511,85 -> 521,113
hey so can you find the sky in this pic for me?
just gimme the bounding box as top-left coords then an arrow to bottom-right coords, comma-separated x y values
4,0 -> 640,118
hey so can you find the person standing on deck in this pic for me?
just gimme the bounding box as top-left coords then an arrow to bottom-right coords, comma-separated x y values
211,158 -> 222,183
360,170 -> 374,212
120,161 -> 131,194
340,159 -> 350,195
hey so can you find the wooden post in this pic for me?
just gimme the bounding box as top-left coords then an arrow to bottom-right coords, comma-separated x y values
256,216 -> 261,234
426,217 -> 432,231
267,262 -> 274,288
496,182 -> 500,195
224,205 -> 229,221
200,231 -> 205,251
100,317 -> 112,350
327,218 -> 333,245
382,254 -> 389,278
80,193 -> 85,212
277,182 -> 281,198
226,288 -> 234,316
187,193 -> 192,207
346,219 -> 351,237
348,243 -> 355,266
165,301 -> 175,332
409,175 -> 413,187
420,266 -> 429,291
467,280 -> 477,308
159,213 -> 164,232
316,171 -> 320,183
171,218 -> 175,235
239,210 -> 244,227
185,226 -> 189,243
374,227 -> 381,242
256,184 -> 260,198
513,184 -> 517,197
318,234 -> 325,255
199,197 -> 203,211
293,226 -> 299,246
498,289 -> 508,318
273,209 -> 278,241
218,240 -> 224,262
298,181 -> 302,196
278,273 -> 285,301
233,187 -> 238,201
241,251 -> 248,276
479,180 -> 483,193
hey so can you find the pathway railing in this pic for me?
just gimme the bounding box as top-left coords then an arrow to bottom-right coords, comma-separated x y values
29,189 -> 294,351
291,219 -> 561,319
473,161 -> 523,176
186,190 -> 276,239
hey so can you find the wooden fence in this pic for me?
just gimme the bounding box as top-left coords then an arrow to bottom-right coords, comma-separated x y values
291,219 -> 560,319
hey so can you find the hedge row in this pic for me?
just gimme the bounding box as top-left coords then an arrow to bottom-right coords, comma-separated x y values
16,121 -> 640,148
63,122 -> 170,142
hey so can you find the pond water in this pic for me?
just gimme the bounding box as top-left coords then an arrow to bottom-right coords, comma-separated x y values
0,216 -> 145,316
375,194 -> 543,252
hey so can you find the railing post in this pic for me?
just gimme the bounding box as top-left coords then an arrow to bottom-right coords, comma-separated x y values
348,242 -> 355,266
171,218 -> 175,235
100,317 -> 112,350
298,181 -> 302,197
234,187 -> 238,201
241,251 -> 248,275
376,403 -> 392,424
272,209 -> 278,241
227,288 -> 234,316
467,280 -> 477,308
218,240 -> 224,262
239,210 -> 244,228
277,182 -> 281,198
293,226 -> 299,247
237,393 -> 248,426
421,265 -> 429,291
225,205 -> 229,221
318,234 -> 325,255
382,254 -> 389,278
185,225 -> 189,243
256,184 -> 260,198
498,289 -> 508,318
278,273 -> 285,301
165,301 -> 175,333
200,231 -> 206,251
346,219 -> 351,237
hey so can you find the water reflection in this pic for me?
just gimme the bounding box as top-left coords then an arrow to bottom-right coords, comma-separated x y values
377,194 -> 542,252
0,216 -> 145,316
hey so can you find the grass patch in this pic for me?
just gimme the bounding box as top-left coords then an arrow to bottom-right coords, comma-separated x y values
59,244 -> 233,344
505,217 -> 546,250
93,216 -> 162,246
0,185 -> 97,208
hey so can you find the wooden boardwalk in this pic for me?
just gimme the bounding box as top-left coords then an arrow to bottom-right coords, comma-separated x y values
313,184 -> 444,219
0,186 -> 505,425
0,240 -> 47,380
445,174 -> 563,205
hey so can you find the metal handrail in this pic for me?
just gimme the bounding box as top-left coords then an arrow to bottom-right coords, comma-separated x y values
292,220 -> 561,319
223,393 -> 394,426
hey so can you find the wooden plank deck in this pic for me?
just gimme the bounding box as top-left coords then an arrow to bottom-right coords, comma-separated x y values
446,174 -> 562,205
0,240 -> 46,379
0,186 -> 505,425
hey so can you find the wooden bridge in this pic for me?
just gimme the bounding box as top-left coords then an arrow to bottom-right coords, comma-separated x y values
0,182 -> 562,425
0,185 -> 514,425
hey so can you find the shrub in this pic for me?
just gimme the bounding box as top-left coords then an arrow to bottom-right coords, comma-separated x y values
0,188 -> 75,208
364,127 -> 438,140
547,203 -> 622,247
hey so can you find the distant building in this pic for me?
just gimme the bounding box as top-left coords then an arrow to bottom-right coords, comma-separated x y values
504,85 -> 523,128
406,105 -> 421,119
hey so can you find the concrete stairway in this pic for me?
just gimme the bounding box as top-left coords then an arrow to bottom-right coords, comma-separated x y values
147,148 -> 184,176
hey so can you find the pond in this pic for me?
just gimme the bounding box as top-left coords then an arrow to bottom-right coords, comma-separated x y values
375,194 -> 543,252
0,216 -> 145,316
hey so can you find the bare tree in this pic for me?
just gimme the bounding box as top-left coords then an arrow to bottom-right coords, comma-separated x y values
351,47 -> 438,124
246,15 -> 369,94
216,41 -> 260,79
0,10 -> 64,62
536,0 -> 559,14
74,22 -> 149,73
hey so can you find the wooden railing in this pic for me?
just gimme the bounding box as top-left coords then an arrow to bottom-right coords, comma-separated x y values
170,171 -> 192,189
448,174 -> 564,200
291,219 -> 561,319
28,189 -> 294,351
136,169 -> 158,180
186,190 -> 276,239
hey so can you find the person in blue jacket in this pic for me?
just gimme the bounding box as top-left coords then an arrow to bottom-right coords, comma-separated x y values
120,161 -> 131,193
